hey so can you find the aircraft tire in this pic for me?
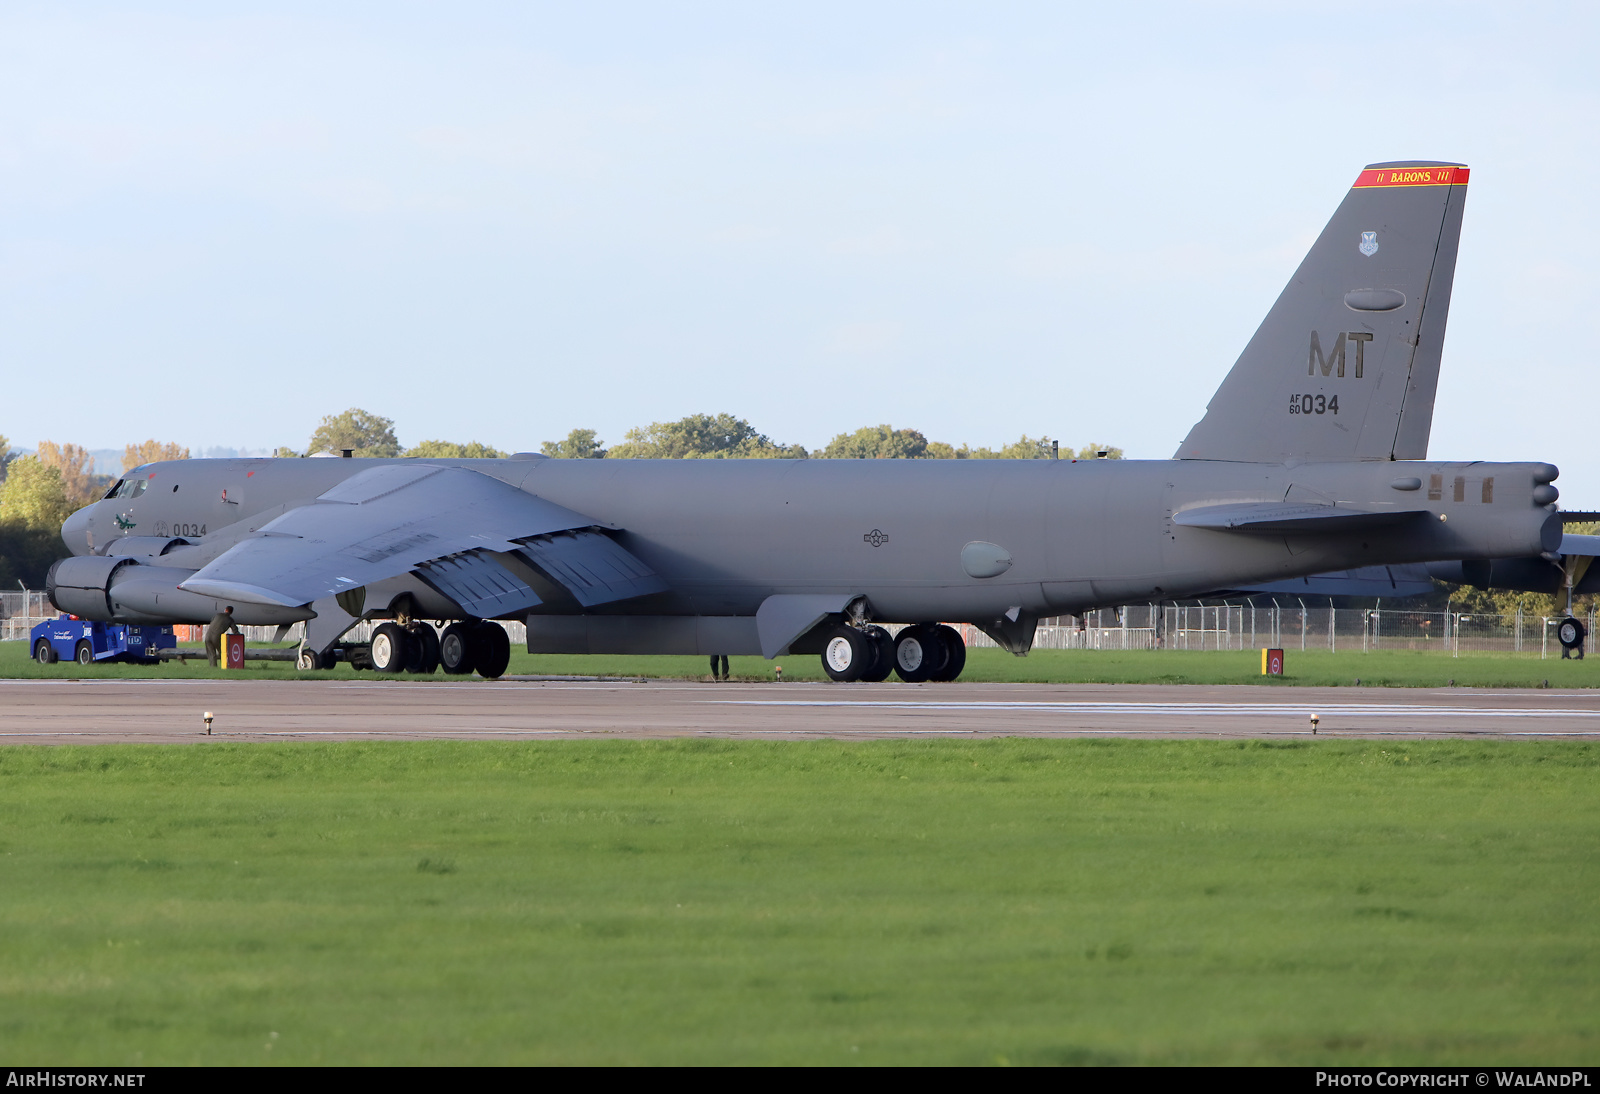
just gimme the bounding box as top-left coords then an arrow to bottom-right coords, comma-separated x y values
1559,616 -> 1587,650
370,622 -> 410,673
860,625 -> 894,682
406,623 -> 441,674
439,623 -> 476,675
472,622 -> 511,679
892,624 -> 948,683
34,639 -> 57,665
821,625 -> 872,682
929,624 -> 966,682
297,648 -> 325,671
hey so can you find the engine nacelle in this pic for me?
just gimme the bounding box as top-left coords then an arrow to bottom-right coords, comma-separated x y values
47,557 -> 313,626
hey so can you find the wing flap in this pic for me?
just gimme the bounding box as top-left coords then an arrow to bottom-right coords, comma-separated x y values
416,551 -> 544,618
516,530 -> 668,607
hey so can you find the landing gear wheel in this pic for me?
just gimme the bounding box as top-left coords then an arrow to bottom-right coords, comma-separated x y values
821,625 -> 872,682
892,624 -> 949,683
34,639 -> 57,665
928,624 -> 967,682
75,641 -> 94,666
406,623 -> 441,674
860,625 -> 893,682
471,621 -> 511,679
1558,616 -> 1586,651
370,622 -> 411,673
439,623 -> 476,675
296,647 -> 324,671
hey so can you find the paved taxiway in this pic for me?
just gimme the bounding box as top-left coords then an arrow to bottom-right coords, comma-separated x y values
1,679 -> 1598,744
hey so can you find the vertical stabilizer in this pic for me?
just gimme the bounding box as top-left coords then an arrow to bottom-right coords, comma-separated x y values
1175,161 -> 1469,462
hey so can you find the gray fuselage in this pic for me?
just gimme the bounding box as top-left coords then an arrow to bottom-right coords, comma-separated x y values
65,454 -> 1558,627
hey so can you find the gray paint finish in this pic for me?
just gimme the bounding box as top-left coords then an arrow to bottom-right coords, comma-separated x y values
48,161 -> 1563,664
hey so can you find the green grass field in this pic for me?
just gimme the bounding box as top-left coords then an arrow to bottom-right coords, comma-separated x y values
4,638 -> 1599,688
1,739 -> 1596,1065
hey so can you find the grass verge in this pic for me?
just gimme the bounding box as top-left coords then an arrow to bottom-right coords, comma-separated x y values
0,739 -> 1595,1064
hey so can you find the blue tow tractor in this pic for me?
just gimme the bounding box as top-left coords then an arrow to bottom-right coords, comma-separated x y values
30,616 -> 177,666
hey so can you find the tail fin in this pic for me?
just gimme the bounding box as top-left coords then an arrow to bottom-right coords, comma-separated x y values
1175,161 -> 1469,462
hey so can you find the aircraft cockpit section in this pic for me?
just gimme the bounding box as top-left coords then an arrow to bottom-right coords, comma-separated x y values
103,478 -> 149,501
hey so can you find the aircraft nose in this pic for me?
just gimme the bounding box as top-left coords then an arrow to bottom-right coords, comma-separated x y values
61,505 -> 93,555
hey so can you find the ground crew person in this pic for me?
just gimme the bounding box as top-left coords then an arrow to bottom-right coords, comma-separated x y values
708,654 -> 729,680
205,606 -> 240,668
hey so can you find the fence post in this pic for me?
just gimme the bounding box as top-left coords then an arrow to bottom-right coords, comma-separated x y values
1330,603 -> 1336,653
1297,598 -> 1307,651
1542,617 -> 1548,660
1516,603 -> 1523,654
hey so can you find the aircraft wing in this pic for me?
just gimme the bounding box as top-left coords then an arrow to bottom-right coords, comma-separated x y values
177,463 -> 664,610
1173,502 -> 1426,535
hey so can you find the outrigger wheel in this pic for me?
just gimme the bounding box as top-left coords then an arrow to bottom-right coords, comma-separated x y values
1558,616 -> 1586,655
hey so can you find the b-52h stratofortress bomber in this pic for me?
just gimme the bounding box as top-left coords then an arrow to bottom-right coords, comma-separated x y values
49,161 -> 1573,681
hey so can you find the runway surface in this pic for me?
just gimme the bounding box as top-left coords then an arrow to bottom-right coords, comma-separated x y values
2,678 -> 1599,744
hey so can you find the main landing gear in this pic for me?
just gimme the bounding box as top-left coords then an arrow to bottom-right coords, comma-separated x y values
300,620 -> 511,679
820,622 -> 967,683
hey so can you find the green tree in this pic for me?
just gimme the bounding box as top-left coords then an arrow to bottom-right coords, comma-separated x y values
0,458 -> 73,531
272,446 -> 302,459
965,434 -> 1056,459
0,457 -> 75,588
607,413 -> 805,459
0,434 -> 15,480
33,441 -> 98,506
540,429 -> 607,459
404,440 -> 509,459
821,425 -> 931,460
307,409 -> 401,458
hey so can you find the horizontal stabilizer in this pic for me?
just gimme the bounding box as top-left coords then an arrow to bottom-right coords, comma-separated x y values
1228,564 -> 1435,599
515,530 -> 667,608
1560,533 -> 1600,557
1173,502 -> 1424,535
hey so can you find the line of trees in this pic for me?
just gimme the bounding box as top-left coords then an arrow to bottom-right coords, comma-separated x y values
273,407 -> 1126,463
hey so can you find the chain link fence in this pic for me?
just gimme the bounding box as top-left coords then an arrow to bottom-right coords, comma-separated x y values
4,589 -> 1588,659
955,603 -> 1599,658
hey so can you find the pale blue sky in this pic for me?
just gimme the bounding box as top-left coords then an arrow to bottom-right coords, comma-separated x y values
3,3 -> 1597,491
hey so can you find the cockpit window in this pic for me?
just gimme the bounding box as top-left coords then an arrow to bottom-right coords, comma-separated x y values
107,478 -> 148,500
103,480 -> 124,500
